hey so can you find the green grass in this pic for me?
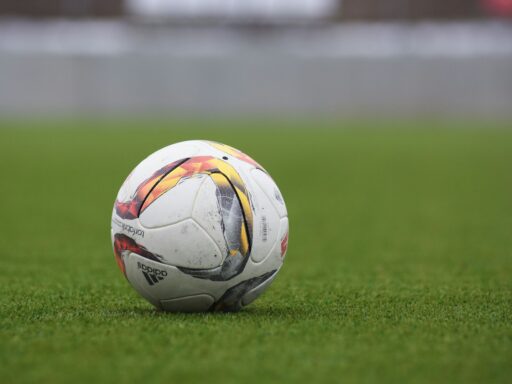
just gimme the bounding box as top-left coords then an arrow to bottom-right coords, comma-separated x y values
0,119 -> 511,384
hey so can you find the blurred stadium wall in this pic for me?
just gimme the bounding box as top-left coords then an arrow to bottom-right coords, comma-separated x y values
0,0 -> 511,118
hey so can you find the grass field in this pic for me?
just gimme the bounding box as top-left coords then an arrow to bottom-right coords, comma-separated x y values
0,119 -> 511,384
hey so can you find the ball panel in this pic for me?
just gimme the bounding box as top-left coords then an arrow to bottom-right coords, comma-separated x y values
123,252 -> 163,309
243,216 -> 288,275
191,176 -> 229,259
250,168 -> 287,219
160,294 -> 215,312
206,141 -> 265,170
116,141 -> 200,202
249,178 -> 281,263
210,270 -> 278,312
241,270 -> 278,307
125,253 -> 228,303
139,174 -> 207,228
143,218 -> 223,269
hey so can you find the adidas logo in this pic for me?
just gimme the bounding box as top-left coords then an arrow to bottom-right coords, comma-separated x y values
137,262 -> 168,286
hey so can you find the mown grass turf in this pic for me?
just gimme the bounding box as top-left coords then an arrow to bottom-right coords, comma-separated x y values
0,119 -> 511,384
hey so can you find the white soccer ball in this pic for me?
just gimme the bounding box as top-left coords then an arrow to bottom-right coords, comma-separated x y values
111,140 -> 289,312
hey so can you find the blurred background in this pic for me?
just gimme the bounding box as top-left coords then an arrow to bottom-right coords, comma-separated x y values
0,0 -> 511,118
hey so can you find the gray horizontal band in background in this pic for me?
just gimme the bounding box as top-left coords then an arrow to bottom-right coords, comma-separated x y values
1,21 -> 511,118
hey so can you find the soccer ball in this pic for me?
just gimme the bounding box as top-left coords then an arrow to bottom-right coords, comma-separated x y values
111,140 -> 289,312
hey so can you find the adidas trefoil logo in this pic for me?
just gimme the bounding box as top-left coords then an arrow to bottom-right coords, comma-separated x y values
137,262 -> 168,286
